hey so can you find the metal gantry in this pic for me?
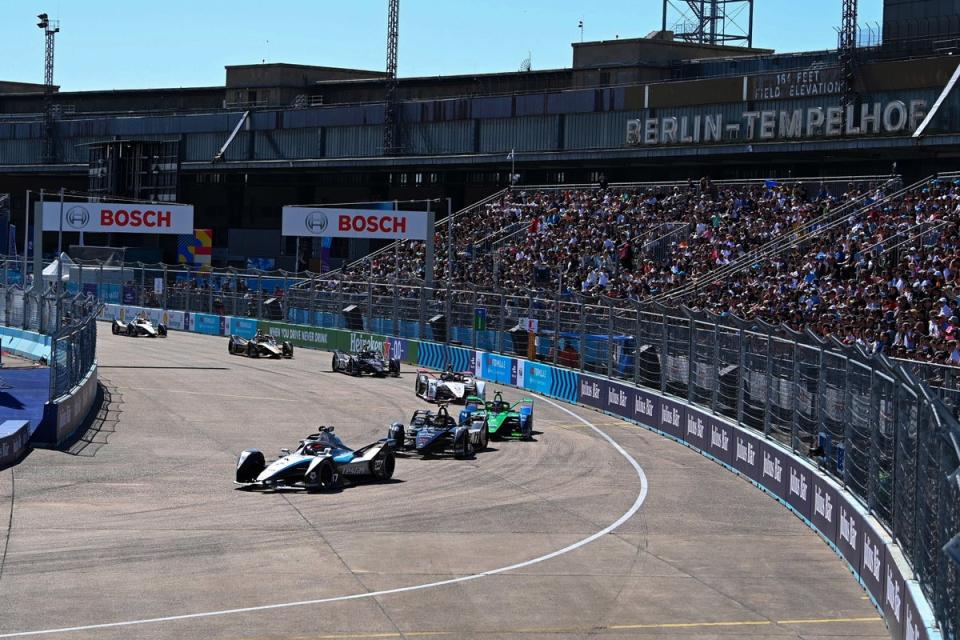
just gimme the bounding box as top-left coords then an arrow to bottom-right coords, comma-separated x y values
839,0 -> 859,131
37,12 -> 60,164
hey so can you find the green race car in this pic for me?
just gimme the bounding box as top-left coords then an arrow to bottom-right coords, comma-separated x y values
458,391 -> 535,440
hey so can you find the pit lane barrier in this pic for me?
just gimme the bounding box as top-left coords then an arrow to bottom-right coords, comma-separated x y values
97,304 -> 944,640
0,420 -> 32,470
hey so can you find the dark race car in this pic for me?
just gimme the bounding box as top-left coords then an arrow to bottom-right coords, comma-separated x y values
235,426 -> 395,491
332,344 -> 400,377
112,314 -> 167,338
228,331 -> 293,358
387,404 -> 485,457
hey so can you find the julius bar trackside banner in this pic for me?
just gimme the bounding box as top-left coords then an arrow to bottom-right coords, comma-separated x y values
42,202 -> 194,235
281,207 -> 429,240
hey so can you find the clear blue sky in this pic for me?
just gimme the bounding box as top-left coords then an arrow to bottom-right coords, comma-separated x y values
1,0 -> 884,91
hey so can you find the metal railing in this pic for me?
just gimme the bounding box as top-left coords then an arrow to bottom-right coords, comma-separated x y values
49,296 -> 100,399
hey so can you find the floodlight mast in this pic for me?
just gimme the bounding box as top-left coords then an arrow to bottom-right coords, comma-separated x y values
37,13 -> 60,164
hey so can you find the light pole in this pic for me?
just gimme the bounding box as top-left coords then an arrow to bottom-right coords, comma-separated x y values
22,190 -> 30,283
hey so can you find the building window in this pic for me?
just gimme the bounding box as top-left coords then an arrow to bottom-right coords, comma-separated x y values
415,173 -> 423,185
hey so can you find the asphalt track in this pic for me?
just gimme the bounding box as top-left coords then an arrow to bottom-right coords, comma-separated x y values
0,330 -> 888,639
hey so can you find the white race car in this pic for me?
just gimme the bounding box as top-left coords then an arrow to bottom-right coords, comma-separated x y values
414,368 -> 486,403
112,315 -> 167,337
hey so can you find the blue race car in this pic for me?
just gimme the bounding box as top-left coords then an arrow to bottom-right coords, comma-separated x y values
235,426 -> 395,491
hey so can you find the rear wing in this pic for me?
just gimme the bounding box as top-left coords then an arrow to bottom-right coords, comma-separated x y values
514,397 -> 535,414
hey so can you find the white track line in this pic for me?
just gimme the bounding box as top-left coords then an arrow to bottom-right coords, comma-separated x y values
0,395 -> 648,638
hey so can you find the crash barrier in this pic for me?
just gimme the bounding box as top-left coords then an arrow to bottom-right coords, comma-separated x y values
34,361 -> 98,448
0,420 -> 32,469
0,325 -> 51,361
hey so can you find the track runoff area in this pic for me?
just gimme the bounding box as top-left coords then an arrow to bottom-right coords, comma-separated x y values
0,331 -> 885,640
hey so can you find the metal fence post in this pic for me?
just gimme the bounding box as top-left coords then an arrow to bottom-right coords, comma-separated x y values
791,341 -> 801,453
554,296 -> 561,367
578,301 -> 586,373
687,316 -> 695,404
736,327 -> 746,427
471,286 -> 478,352
257,274 -> 263,320
162,265 -> 168,310
366,281 -> 374,333
418,285 -> 427,340
497,293 -> 505,354
660,312 -> 669,395
763,330 -> 773,437
607,301 -> 614,379
711,318 -> 720,413
393,281 -> 400,338
309,276 -> 317,326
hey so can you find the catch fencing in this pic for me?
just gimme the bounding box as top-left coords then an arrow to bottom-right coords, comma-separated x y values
7,257 -> 960,638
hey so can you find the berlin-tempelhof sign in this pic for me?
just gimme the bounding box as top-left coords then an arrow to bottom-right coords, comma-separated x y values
626,99 -> 928,146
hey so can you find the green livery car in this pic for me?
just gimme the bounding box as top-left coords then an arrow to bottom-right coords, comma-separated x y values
458,391 -> 535,440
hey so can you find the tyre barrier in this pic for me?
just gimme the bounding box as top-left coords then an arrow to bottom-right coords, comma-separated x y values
102,308 -> 943,640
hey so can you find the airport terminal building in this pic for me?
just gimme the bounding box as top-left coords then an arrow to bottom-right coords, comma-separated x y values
1,0 -> 959,265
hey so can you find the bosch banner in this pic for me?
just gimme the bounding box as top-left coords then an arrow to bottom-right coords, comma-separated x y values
42,202 -> 194,235
281,207 -> 429,240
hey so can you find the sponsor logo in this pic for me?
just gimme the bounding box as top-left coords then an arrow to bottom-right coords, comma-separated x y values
710,425 -> 729,451
686,415 -> 705,440
885,565 -> 902,622
350,333 -> 386,355
581,379 -> 601,400
607,387 -> 627,408
338,214 -> 407,234
660,404 -> 680,428
633,394 -> 654,417
863,532 -> 881,581
762,450 -> 783,483
65,205 -> 90,229
814,484 -> 833,522
789,467 -> 808,501
305,210 -> 329,234
905,604 -> 919,640
100,208 -> 172,228
839,506 -> 858,550
735,436 -> 756,466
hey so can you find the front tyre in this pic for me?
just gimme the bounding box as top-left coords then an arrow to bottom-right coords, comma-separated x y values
111,322 -> 119,335
332,354 -> 339,372
247,343 -> 259,358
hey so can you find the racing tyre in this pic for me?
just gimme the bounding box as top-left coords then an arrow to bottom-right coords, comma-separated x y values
415,376 -> 426,397
332,354 -> 339,372
304,459 -> 338,493
111,322 -> 119,335
227,340 -> 234,355
477,422 -> 489,451
157,323 -> 167,337
247,343 -> 259,358
453,429 -> 473,459
522,417 -> 534,441
236,449 -> 266,483
127,324 -> 136,337
371,449 -> 395,481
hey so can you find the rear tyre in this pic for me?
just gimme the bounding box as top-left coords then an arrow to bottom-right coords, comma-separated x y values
477,423 -> 489,451
371,449 -> 395,481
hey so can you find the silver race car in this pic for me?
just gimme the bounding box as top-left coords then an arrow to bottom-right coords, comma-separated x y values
112,314 -> 167,337
235,427 -> 395,491
414,366 -> 486,403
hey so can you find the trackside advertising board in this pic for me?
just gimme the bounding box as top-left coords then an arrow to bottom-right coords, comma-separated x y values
258,321 -> 349,351
42,202 -> 194,235
282,207 -> 429,240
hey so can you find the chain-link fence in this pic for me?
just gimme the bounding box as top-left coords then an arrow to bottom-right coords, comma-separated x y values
49,295 -> 100,400
4,257 -> 959,637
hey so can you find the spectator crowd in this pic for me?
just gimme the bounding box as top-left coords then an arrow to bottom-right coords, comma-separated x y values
332,175 -> 960,367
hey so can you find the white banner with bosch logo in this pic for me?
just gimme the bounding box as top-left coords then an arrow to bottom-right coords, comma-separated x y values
42,202 -> 194,235
282,207 -> 428,239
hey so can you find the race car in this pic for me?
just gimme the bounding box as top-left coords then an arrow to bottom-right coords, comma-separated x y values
235,426 -> 395,491
459,392 -> 534,440
414,367 -> 486,403
387,404 -> 486,457
332,344 -> 400,377
111,314 -> 167,338
228,331 -> 294,358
